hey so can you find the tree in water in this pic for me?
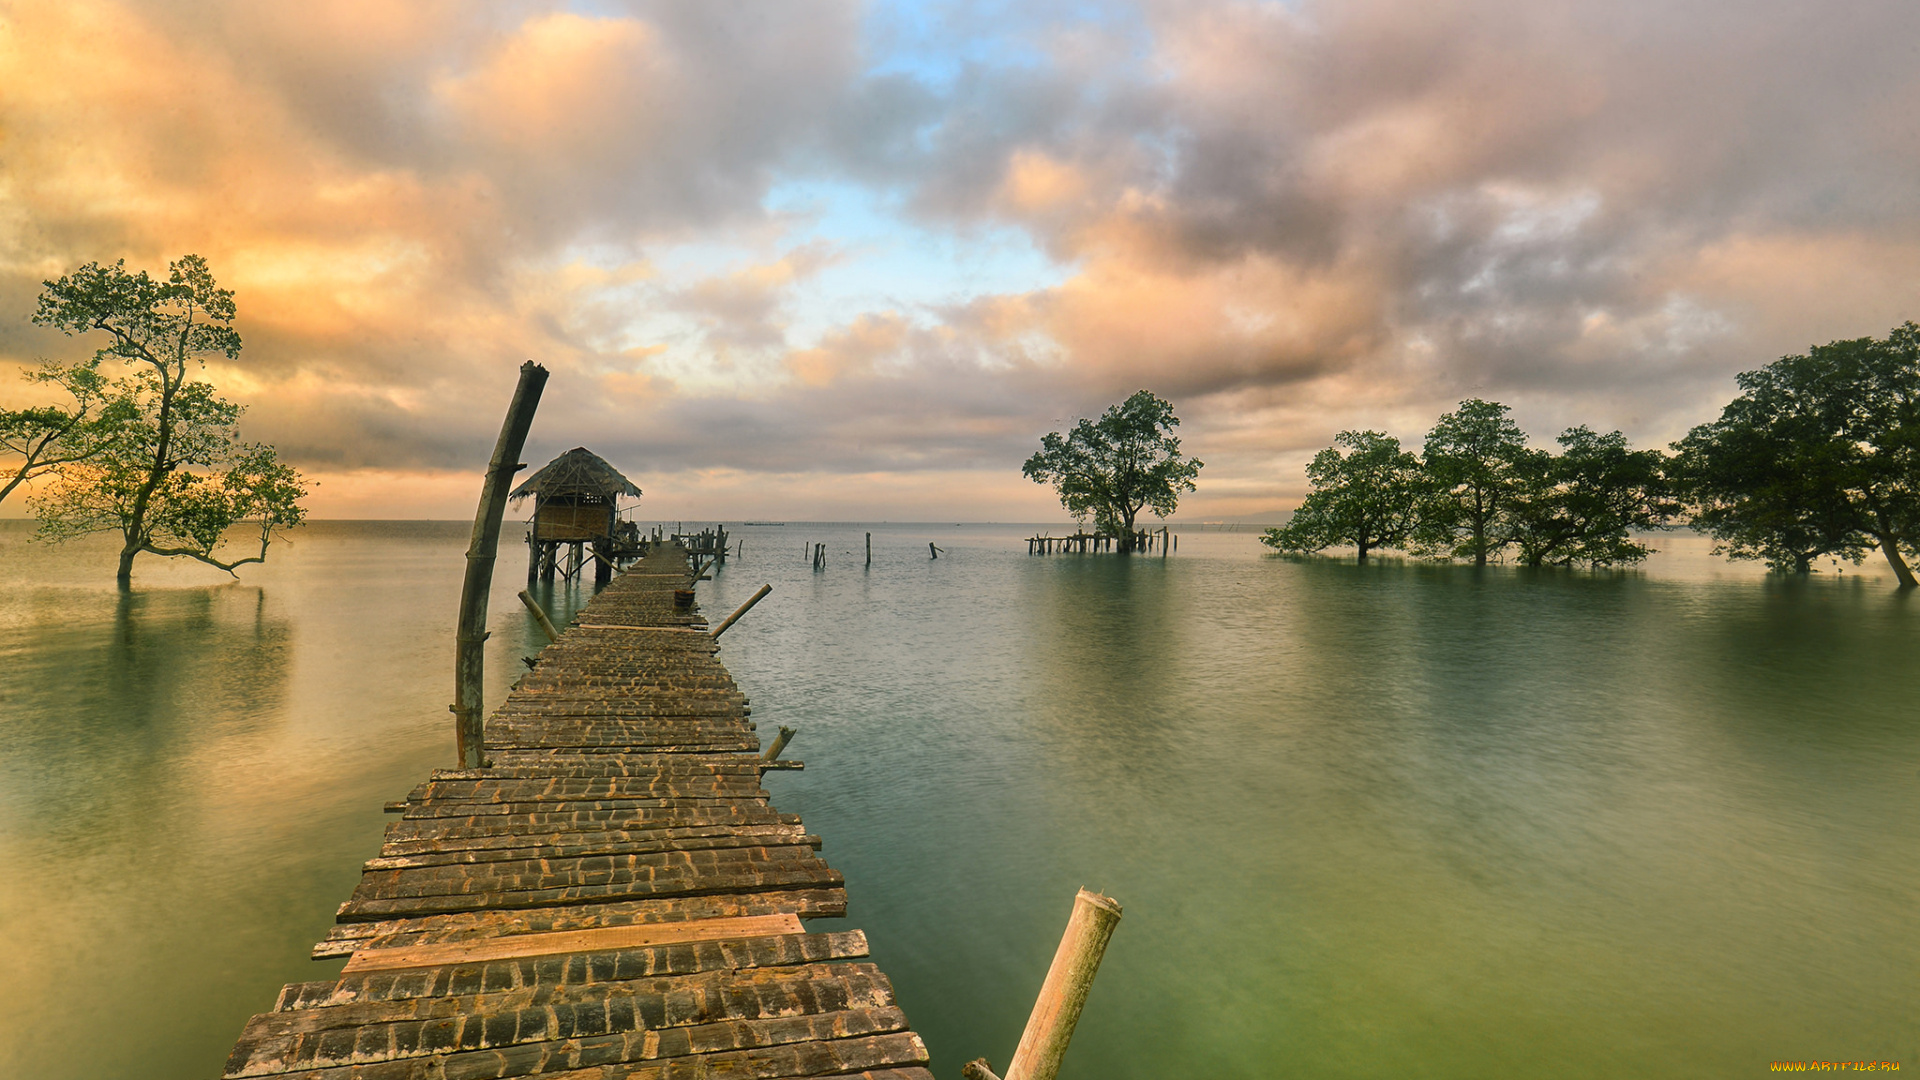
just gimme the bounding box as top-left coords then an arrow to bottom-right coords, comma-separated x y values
1510,426 -> 1676,568
28,255 -> 308,586
1261,430 -> 1423,561
1022,390 -> 1203,552
0,357 -> 134,505
1411,399 -> 1531,565
1671,324 -> 1920,586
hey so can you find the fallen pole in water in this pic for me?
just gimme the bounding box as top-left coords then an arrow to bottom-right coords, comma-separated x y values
967,888 -> 1123,1080
711,583 -> 772,639
517,589 -> 561,642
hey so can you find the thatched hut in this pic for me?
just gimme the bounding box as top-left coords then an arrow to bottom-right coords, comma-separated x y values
511,447 -> 642,583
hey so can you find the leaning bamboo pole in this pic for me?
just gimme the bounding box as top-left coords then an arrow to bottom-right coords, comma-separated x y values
517,589 -> 561,643
965,889 -> 1123,1080
453,361 -> 548,769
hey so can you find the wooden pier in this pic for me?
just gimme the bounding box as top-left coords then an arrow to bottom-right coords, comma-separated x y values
1026,527 -> 1172,554
220,544 -> 932,1080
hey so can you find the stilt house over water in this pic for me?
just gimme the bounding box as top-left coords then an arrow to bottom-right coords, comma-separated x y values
511,446 -> 642,586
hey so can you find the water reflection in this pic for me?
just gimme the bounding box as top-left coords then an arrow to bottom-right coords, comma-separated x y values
1,586 -> 291,833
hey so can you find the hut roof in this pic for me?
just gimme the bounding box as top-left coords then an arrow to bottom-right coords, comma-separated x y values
509,447 -> 643,502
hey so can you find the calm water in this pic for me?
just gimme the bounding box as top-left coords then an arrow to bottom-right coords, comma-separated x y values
0,520 -> 1914,1078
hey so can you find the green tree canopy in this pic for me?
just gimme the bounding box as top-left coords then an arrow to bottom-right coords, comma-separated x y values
0,357 -> 135,505
1261,430 -> 1423,561
1510,426 -> 1675,568
28,255 -> 307,584
1671,324 -> 1920,585
1411,399 -> 1531,565
1022,389 -> 1203,552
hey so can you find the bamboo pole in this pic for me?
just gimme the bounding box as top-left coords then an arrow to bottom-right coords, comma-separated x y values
453,361 -> 548,770
517,589 -> 560,642
1001,889 -> 1123,1080
762,724 -> 796,761
710,583 -> 772,639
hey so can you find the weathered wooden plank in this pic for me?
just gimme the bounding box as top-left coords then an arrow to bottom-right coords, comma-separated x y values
393,791 -> 768,814
367,828 -> 820,869
290,931 -> 872,1010
228,1013 -> 919,1080
427,761 -> 766,781
311,890 -> 849,959
546,1031 -> 932,1080
340,913 -> 805,972
382,805 -> 791,842
476,730 -> 760,749
337,864 -> 847,920
229,967 -> 896,1076
347,848 -> 831,904
416,772 -> 765,793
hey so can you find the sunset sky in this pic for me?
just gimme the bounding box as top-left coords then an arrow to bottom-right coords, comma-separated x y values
2,0 -> 1916,521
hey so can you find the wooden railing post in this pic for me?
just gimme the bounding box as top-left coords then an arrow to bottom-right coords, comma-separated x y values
453,361 -> 548,770
996,889 -> 1123,1080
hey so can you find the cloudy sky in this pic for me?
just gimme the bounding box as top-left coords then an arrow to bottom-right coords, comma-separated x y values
2,0 -> 1915,521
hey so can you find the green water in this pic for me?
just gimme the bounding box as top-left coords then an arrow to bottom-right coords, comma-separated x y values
0,521 -> 1914,1077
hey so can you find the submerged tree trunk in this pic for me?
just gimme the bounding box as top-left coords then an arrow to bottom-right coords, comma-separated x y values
116,533 -> 139,588
1874,531 -> 1918,588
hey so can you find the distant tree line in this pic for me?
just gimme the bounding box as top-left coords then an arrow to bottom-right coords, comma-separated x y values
1262,323 -> 1920,587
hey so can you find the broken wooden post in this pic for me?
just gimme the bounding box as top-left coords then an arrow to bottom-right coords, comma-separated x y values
710,583 -> 771,639
762,725 -> 796,761
453,361 -> 548,770
929,542 -> 940,559
517,589 -> 561,642
987,889 -> 1123,1080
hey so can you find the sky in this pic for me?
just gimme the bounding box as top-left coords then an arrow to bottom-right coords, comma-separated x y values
1,0 -> 1916,522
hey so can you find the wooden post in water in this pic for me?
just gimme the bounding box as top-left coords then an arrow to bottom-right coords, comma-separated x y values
454,361 -> 549,770
991,889 -> 1123,1080
866,532 -> 872,567
517,589 -> 560,642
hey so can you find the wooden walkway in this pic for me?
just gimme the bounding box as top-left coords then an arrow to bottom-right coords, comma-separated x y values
220,547 -> 932,1080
